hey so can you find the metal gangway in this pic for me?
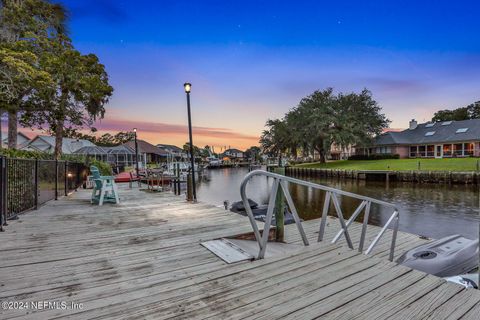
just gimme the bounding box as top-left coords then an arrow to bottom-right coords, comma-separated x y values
240,170 -> 400,261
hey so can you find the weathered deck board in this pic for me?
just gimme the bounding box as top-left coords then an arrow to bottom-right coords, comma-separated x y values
0,184 -> 477,319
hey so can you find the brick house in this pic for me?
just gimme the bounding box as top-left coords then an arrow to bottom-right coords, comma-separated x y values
358,119 -> 480,158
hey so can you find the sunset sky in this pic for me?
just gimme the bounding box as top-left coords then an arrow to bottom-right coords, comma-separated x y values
48,0 -> 480,150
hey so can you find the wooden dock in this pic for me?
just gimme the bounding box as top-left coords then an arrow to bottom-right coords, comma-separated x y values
1,185 -> 479,319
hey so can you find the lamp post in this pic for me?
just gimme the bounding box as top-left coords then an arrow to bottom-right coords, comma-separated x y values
184,82 -> 197,201
133,128 -> 139,176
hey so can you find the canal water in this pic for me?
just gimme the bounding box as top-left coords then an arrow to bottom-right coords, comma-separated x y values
196,167 -> 479,239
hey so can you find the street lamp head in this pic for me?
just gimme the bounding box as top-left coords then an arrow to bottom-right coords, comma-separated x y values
133,128 -> 137,133
184,82 -> 192,93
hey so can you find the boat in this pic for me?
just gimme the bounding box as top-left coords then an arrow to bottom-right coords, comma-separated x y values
396,235 -> 479,277
230,199 -> 298,225
206,157 -> 222,168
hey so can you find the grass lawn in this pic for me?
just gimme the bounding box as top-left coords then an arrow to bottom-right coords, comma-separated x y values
294,158 -> 480,171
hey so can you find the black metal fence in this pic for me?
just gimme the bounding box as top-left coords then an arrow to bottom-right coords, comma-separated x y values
0,157 -> 87,230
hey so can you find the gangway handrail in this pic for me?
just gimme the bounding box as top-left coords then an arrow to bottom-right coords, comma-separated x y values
240,170 -> 400,261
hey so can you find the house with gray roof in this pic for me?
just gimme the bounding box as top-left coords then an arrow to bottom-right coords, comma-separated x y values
22,135 -> 96,154
74,145 -> 136,167
359,119 -> 480,158
1,131 -> 31,149
156,144 -> 186,159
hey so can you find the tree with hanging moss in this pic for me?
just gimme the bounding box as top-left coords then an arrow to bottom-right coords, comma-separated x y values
21,36 -> 113,159
262,88 -> 389,163
0,0 -> 67,148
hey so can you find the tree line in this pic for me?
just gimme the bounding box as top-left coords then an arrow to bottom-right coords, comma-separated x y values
260,88 -> 389,163
432,101 -> 480,122
0,0 -> 113,158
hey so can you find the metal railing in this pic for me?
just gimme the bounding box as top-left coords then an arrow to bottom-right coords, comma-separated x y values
0,157 -> 87,230
240,170 -> 400,261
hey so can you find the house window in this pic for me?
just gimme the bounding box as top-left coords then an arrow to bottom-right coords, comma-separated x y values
465,143 -> 474,156
427,145 -> 434,157
453,143 -> 463,156
443,144 -> 452,157
410,146 -> 417,157
418,145 -> 426,157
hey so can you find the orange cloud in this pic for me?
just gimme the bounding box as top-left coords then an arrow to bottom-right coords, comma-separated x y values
93,117 -> 260,150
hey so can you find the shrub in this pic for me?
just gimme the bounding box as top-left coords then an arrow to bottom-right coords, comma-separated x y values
88,159 -> 113,175
0,148 -> 86,162
348,154 -> 400,160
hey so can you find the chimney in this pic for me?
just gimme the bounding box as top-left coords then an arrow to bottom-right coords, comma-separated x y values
409,119 -> 418,130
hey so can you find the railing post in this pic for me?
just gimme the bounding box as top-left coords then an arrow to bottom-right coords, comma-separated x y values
34,159 -> 39,210
241,170 -> 400,259
358,201 -> 371,252
55,159 -> 58,200
64,161 -> 68,196
318,191 -> 331,242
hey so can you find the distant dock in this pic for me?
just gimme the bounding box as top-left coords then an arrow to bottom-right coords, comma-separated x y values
1,185 -> 479,319
286,166 -> 480,184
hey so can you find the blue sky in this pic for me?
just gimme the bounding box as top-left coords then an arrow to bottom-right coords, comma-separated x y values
58,0 -> 480,149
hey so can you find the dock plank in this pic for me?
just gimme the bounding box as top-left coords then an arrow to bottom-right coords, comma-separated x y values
0,184 -> 474,320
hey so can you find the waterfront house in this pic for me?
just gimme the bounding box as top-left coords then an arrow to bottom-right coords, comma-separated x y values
74,145 -> 136,168
222,148 -> 245,160
329,143 -> 355,160
23,135 -> 95,154
0,131 -> 31,149
156,144 -> 186,159
358,119 -> 480,158
123,139 -> 167,163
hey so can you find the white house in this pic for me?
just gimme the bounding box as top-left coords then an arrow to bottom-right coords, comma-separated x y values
223,148 -> 244,159
23,135 -> 96,154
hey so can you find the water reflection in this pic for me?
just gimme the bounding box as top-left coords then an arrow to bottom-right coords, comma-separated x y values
196,167 -> 479,239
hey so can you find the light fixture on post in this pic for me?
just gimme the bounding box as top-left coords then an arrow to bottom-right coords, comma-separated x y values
133,128 -> 139,177
184,82 -> 196,202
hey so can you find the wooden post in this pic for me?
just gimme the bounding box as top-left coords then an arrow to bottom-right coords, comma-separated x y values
186,173 -> 193,201
274,167 -> 285,242
275,186 -> 285,242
